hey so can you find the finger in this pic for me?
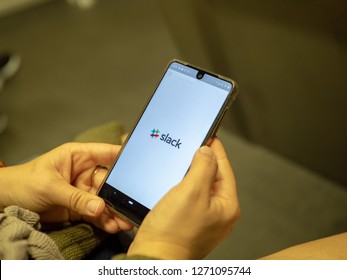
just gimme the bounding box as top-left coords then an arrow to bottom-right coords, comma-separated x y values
92,166 -> 109,190
181,146 -> 218,198
85,211 -> 134,234
82,143 -> 121,166
101,203 -> 134,231
85,211 -> 120,234
121,133 -> 128,144
50,180 -> 105,217
210,138 -> 237,199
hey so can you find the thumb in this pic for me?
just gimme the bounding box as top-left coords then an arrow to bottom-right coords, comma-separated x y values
51,181 -> 104,217
182,146 -> 218,197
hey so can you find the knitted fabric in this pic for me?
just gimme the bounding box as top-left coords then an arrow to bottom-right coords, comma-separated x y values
0,206 -> 63,259
47,223 -> 108,260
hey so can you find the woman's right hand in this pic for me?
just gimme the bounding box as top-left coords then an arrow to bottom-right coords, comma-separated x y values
128,138 -> 240,259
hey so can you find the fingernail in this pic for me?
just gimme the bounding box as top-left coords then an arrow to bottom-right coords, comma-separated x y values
199,146 -> 215,158
87,199 -> 100,215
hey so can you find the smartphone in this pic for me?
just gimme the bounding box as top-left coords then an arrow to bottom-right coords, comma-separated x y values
98,59 -> 238,226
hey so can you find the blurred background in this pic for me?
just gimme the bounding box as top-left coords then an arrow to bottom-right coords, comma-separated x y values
0,0 -> 346,259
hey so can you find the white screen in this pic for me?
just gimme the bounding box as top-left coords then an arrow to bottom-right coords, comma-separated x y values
106,62 -> 231,209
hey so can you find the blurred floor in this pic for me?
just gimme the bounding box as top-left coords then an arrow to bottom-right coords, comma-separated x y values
0,0 -> 346,260
0,0 -> 180,164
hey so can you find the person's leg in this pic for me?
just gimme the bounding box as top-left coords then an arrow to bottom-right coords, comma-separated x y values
260,232 -> 347,260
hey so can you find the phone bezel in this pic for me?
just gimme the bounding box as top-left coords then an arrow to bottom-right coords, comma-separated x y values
98,59 -> 238,226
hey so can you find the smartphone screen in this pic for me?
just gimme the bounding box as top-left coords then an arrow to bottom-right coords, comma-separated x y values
99,60 -> 237,225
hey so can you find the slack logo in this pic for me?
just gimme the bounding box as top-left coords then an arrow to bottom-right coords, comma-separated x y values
150,129 -> 160,138
150,128 -> 182,149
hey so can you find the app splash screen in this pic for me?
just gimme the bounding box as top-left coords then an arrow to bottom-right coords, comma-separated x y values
106,63 -> 231,209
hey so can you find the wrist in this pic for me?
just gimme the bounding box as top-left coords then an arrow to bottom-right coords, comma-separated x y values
0,164 -> 12,210
0,164 -> 27,211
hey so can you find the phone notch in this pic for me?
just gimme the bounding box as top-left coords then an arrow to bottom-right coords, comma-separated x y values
196,70 -> 205,80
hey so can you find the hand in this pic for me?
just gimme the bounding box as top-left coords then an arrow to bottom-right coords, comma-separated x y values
128,138 -> 240,259
0,143 -> 133,233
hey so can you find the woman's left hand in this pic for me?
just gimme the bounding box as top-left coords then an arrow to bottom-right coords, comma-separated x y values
0,143 -> 133,233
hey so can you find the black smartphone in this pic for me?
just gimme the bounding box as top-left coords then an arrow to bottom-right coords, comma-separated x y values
98,59 -> 238,226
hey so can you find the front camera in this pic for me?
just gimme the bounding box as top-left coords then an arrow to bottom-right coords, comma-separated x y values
196,71 -> 204,79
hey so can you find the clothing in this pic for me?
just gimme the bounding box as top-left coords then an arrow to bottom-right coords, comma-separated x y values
47,222 -> 109,260
0,206 -> 63,259
0,206 -> 137,260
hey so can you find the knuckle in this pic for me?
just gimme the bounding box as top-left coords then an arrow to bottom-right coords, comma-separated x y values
69,190 -> 84,211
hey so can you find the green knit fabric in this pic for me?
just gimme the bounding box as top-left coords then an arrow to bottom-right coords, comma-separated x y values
47,223 -> 108,260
